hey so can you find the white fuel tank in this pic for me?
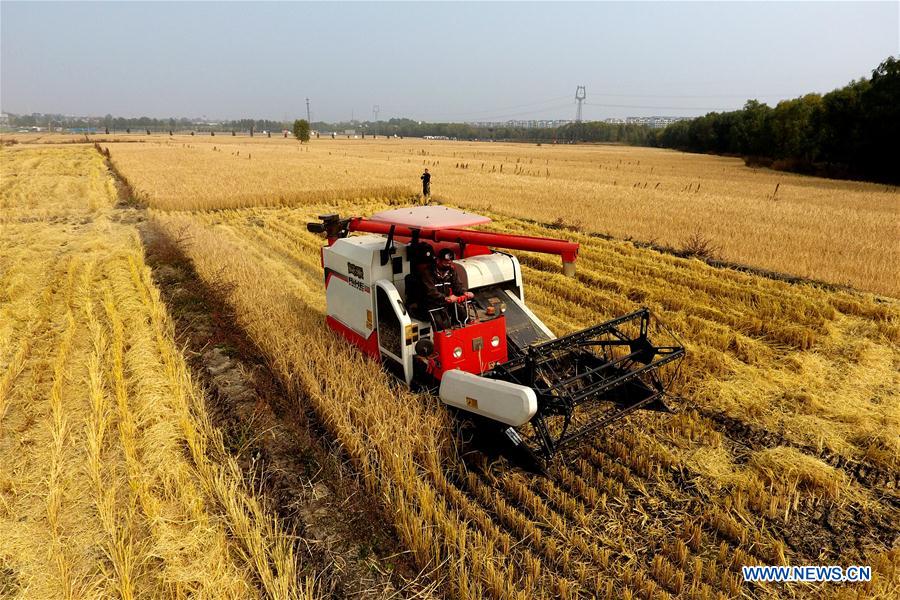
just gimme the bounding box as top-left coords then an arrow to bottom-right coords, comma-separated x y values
439,370 -> 537,427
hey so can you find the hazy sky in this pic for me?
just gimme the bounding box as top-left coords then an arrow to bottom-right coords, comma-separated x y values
2,1 -> 898,122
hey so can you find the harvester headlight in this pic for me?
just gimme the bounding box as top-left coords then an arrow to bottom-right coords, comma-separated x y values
490,336 -> 501,348
453,346 -> 463,359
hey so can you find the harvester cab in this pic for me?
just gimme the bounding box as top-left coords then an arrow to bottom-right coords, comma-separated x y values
307,206 -> 684,464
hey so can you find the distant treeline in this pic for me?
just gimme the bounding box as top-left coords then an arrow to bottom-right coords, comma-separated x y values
6,114 -> 288,134
655,56 -> 900,184
8,110 -> 656,144
312,118 -> 658,145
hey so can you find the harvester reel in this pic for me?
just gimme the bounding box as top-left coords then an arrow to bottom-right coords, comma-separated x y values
489,309 -> 684,463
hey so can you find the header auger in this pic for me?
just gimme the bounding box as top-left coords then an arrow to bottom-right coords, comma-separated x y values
307,206 -> 684,465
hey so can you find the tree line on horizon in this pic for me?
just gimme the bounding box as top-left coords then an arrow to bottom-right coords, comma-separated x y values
4,110 -> 657,145
654,56 -> 899,184
309,117 -> 659,146
5,56 -> 896,183
5,114 -> 288,135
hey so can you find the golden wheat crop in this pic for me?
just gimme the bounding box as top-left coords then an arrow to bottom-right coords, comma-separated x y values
152,196 -> 899,599
100,138 -> 413,211
7,137 -> 897,599
100,135 -> 899,296
0,145 -> 314,599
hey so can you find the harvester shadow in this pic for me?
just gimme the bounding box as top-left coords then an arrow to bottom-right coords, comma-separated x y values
136,220 -> 434,599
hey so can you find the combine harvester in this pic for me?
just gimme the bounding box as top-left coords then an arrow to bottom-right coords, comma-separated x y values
308,206 -> 684,465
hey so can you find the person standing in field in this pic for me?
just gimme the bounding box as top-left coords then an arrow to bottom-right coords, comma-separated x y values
421,168 -> 431,201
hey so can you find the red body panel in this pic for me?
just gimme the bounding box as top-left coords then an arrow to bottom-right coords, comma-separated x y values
430,317 -> 508,380
327,315 -> 380,360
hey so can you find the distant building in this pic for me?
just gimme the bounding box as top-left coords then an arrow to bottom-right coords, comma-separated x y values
0,113 -> 9,127
469,116 -> 690,129
470,119 -> 570,129
624,116 -> 690,129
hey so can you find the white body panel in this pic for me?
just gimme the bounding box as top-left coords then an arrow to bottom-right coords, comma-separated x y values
323,235 -> 410,337
439,370 -> 538,426
325,278 -> 371,334
454,254 -> 517,291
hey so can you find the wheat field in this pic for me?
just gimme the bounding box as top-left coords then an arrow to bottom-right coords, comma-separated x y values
2,136 -> 897,599
95,134 -> 899,296
0,145 -> 314,599
149,197 -> 898,599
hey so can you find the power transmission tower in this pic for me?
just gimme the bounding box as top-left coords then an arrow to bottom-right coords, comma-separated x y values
373,105 -> 380,121
306,98 -> 311,124
573,86 -> 587,143
574,86 -> 586,123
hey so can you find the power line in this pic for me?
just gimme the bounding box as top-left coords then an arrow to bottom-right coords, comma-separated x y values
583,101 -> 736,111
588,92 -> 800,99
428,103 -> 575,123
370,88 -> 754,124
419,95 -> 573,119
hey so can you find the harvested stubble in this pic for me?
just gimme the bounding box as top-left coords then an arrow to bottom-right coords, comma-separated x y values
155,199 -> 898,599
0,145 -> 313,599
100,135 -> 899,296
